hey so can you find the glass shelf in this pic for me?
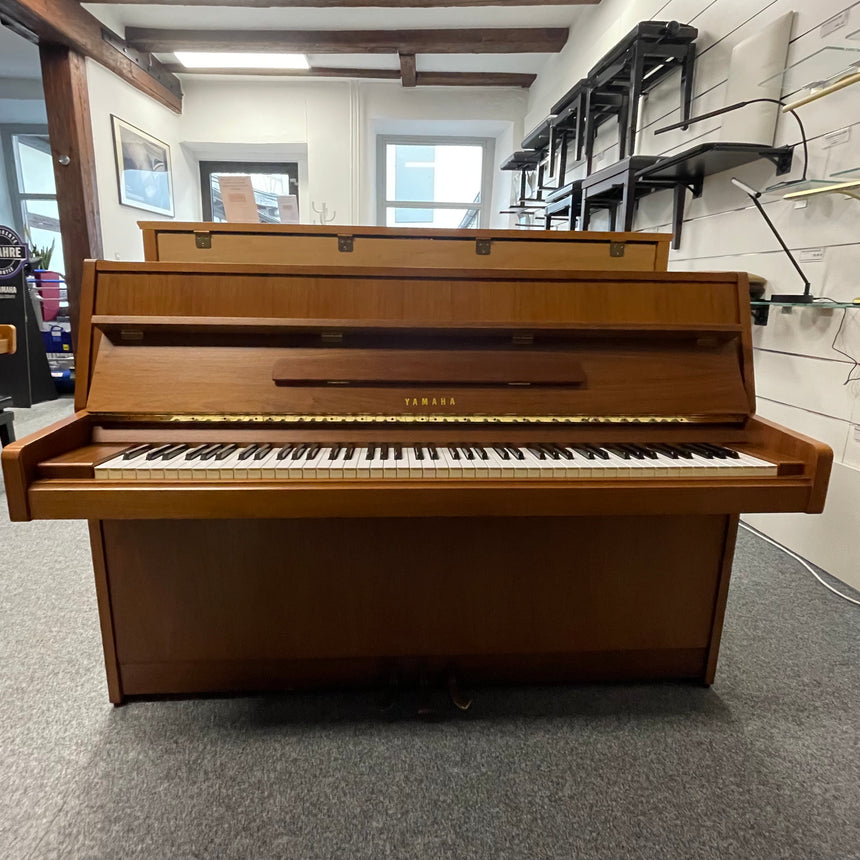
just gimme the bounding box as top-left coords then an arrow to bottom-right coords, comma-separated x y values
759,46 -> 860,100
763,178 -> 836,197
830,165 -> 860,179
750,299 -> 860,325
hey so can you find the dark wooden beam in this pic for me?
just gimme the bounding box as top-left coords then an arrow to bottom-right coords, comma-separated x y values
127,27 -> 569,54
417,71 -> 536,87
0,0 -> 183,112
399,52 -> 416,87
163,64 -> 534,86
39,45 -> 104,351
90,0 -> 597,5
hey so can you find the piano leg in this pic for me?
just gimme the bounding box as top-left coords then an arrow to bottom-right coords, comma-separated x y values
90,514 -> 740,702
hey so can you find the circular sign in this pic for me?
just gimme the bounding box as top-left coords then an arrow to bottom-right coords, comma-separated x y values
0,226 -> 27,279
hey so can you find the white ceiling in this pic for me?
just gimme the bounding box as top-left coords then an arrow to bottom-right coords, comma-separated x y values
82,3 -> 586,77
0,24 -> 42,79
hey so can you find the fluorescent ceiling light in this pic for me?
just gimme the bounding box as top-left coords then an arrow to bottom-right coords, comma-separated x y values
174,52 -> 310,70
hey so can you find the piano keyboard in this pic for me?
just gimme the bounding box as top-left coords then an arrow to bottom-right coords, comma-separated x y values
94,442 -> 778,481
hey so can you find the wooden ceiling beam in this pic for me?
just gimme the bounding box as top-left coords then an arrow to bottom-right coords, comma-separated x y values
399,52 -> 416,87
0,0 -> 183,112
90,1 -> 597,6
162,64 -> 535,86
127,27 -> 569,54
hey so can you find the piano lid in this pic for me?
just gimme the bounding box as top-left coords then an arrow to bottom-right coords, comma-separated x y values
78,261 -> 755,426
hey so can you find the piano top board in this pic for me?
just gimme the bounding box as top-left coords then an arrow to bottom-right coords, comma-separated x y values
139,222 -> 672,272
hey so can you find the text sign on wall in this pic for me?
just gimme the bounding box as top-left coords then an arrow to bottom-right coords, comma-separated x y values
0,226 -> 27,282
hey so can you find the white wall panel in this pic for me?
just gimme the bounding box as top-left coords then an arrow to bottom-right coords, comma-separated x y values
756,397 -> 851,459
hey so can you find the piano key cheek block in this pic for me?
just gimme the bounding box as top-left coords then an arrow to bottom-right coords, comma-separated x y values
1,231 -> 832,703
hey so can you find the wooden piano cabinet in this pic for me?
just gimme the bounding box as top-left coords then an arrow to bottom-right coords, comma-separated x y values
139,222 -> 672,272
94,514 -> 737,703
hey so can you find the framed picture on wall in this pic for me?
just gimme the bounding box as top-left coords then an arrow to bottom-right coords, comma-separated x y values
111,116 -> 174,217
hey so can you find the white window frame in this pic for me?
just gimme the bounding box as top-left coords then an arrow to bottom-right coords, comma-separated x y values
376,134 -> 495,230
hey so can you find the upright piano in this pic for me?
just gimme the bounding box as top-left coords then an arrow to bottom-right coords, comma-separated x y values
2,254 -> 831,704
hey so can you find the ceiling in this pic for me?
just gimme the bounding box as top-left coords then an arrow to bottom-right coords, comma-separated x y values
80,2 -> 590,84
0,25 -> 41,79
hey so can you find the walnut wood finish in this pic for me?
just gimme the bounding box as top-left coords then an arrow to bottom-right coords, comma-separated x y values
102,515 -> 724,696
0,324 -> 16,355
139,223 -> 672,272
0,242 -> 833,701
126,26 -> 570,55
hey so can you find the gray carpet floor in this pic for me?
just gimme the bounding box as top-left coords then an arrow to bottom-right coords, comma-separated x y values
1,398 -> 858,860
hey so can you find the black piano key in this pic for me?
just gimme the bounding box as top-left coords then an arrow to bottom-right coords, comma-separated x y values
493,445 -> 511,460
254,444 -> 273,460
448,447 -> 461,460
428,445 -> 439,461
214,444 -> 239,461
237,444 -> 259,461
328,445 -> 342,461
380,444 -> 389,460
619,444 -> 646,460
604,444 -> 631,460
306,445 -> 321,459
413,446 -> 424,461
586,445 -> 611,460
184,443 -> 212,460
666,444 -> 694,459
200,444 -> 226,461
540,444 -> 561,460
366,445 -> 376,461
645,443 -> 678,459
475,446 -> 490,460
145,443 -> 174,460
461,446 -> 475,460
290,445 -> 308,460
344,446 -> 355,461
551,444 -> 573,460
702,442 -> 737,459
393,444 -> 402,461
278,444 -> 297,461
681,443 -> 715,459
629,444 -> 658,459
159,444 -> 190,462
570,444 -> 596,460
122,443 -> 153,460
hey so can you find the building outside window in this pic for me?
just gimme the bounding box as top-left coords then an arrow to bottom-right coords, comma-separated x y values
377,136 -> 494,230
0,124 -> 65,276
200,161 -> 299,223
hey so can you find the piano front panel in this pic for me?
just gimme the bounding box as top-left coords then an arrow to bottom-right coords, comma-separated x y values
103,514 -> 731,695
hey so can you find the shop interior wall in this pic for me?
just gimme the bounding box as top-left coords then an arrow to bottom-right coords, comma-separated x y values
86,69 -> 528,261
528,0 -> 860,589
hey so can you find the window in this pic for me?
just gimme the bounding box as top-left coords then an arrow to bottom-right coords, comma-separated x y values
0,125 -> 65,275
200,161 -> 299,223
377,136 -> 494,230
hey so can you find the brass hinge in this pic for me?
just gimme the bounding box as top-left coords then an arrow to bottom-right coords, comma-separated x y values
321,331 -> 344,343
338,235 -> 354,253
512,333 -> 534,345
609,242 -> 626,258
194,231 -> 212,249
475,238 -> 492,256
119,329 -> 144,341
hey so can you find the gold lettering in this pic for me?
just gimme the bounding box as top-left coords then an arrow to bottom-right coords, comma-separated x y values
431,398 -> 437,406
421,398 -> 429,406
440,397 -> 446,406
450,397 -> 456,406
404,397 -> 410,406
412,398 -> 418,406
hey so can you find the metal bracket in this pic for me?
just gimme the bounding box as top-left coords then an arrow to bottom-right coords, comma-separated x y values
476,239 -> 492,256
101,28 -> 183,99
338,235 -> 354,253
194,232 -> 212,250
751,305 -> 771,326
609,242 -> 626,258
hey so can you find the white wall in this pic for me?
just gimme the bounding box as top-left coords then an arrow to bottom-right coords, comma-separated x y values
86,71 -> 528,254
86,60 -> 197,262
528,0 -> 860,589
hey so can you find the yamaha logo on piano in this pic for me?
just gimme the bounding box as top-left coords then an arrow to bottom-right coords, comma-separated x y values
404,396 -> 457,408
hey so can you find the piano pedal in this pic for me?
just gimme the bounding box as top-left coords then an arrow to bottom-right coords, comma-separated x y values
446,668 -> 473,712
377,665 -> 400,713
416,668 -> 439,719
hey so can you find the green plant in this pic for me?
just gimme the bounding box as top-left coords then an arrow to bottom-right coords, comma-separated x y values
28,238 -> 55,271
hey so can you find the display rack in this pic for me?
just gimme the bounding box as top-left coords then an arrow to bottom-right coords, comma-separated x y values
27,272 -> 74,392
750,299 -> 860,326
760,45 -> 860,110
